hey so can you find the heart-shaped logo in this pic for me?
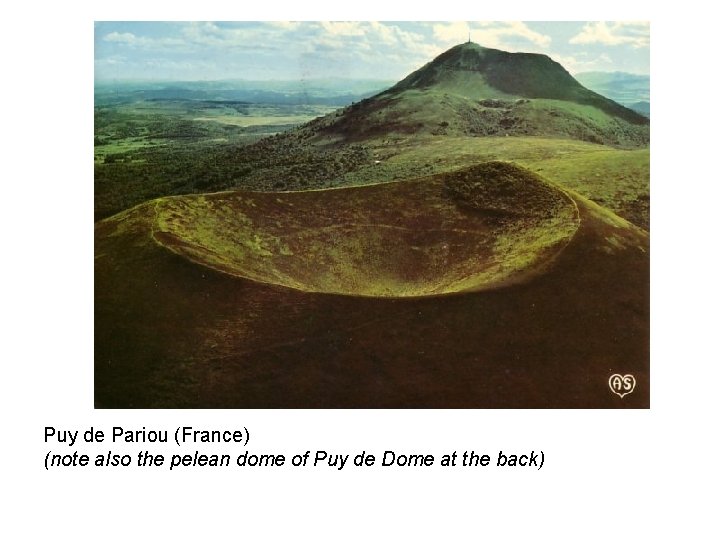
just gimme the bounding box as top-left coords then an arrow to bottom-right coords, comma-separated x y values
608,374 -> 636,398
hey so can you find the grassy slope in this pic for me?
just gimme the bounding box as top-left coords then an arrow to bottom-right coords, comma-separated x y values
367,136 -> 650,230
149,164 -> 579,297
94,45 -> 650,227
95,169 -> 648,408
95,119 -> 650,233
393,43 -> 648,125
314,90 -> 649,147
313,43 -> 649,147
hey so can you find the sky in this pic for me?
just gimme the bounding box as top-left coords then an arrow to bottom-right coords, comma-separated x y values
94,21 -> 650,82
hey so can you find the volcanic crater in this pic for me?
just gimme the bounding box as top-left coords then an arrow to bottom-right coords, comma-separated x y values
150,162 -> 580,297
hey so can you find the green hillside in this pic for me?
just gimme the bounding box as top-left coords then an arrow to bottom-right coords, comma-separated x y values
310,43 -> 648,146
95,43 -> 651,227
393,43 -> 646,124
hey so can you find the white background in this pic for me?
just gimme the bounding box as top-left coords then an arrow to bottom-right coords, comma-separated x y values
2,1 -> 719,538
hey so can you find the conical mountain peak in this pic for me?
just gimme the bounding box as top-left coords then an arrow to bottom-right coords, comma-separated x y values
392,42 -> 595,105
307,42 -> 648,145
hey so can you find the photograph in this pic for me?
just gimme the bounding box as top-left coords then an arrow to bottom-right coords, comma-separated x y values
94,21 -> 650,408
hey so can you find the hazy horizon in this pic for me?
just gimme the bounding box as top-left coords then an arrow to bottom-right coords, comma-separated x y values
94,71 -> 649,84
95,22 -> 650,82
